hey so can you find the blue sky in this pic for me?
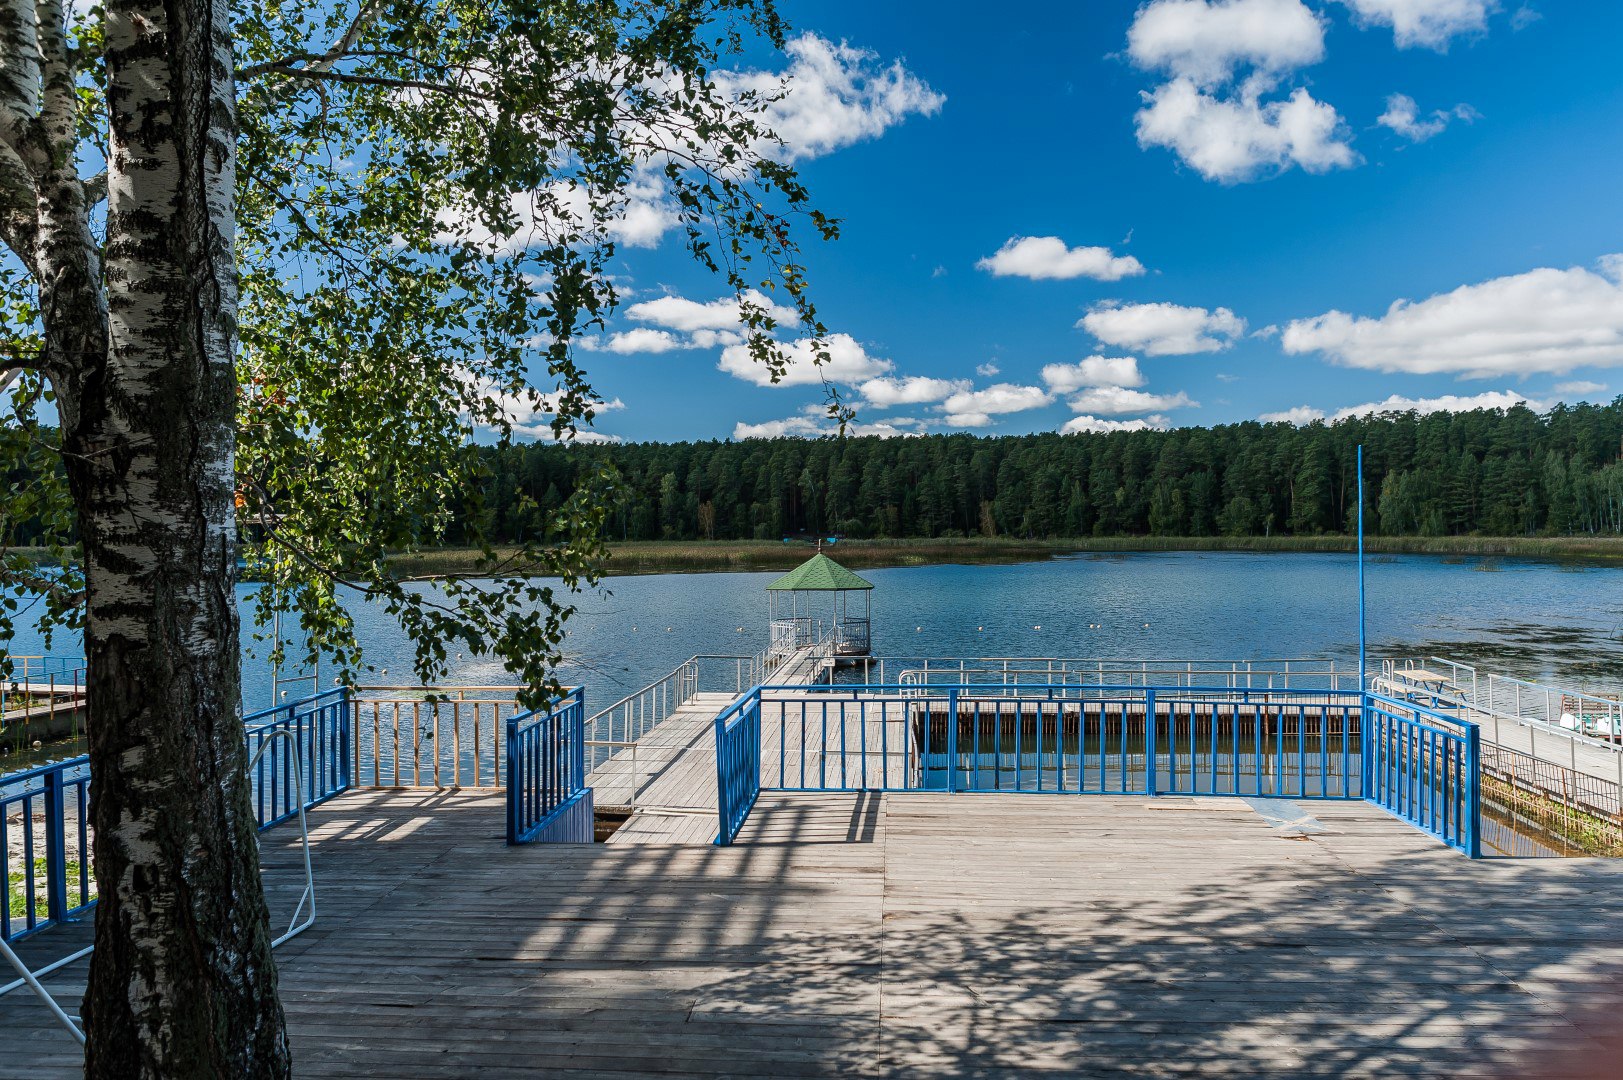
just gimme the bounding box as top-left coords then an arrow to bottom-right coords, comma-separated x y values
547,1 -> 1623,443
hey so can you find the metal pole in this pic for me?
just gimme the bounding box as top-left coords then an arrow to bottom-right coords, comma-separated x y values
1357,444 -> 1366,692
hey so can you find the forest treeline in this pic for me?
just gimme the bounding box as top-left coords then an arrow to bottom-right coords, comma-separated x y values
472,401 -> 1623,543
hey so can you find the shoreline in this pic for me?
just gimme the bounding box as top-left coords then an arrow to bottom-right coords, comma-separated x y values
386,535 -> 1623,577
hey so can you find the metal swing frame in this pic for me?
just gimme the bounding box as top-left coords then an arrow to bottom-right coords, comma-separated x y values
0,726 -> 319,1044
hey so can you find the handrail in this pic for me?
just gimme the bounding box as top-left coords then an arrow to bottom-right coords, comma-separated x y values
1,721 -> 324,1046
506,687 -> 589,844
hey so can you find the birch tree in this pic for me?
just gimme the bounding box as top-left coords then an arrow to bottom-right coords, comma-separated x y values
1,1 -> 833,1074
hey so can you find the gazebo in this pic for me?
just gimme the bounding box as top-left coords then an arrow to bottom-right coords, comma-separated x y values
766,553 -> 874,658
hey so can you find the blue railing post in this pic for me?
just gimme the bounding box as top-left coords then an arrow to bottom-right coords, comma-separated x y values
42,766 -> 68,923
505,715 -> 521,845
1360,693 -> 1373,798
945,687 -> 959,793
1464,723 -> 1482,859
1145,689 -> 1158,796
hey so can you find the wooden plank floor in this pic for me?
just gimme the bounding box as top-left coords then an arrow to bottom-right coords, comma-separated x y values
591,692 -> 912,846
5,789 -> 1621,1078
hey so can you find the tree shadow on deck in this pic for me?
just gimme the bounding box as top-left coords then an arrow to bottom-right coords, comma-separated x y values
6,790 -> 1623,1079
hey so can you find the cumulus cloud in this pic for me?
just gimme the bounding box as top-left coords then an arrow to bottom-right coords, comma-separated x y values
1068,387 -> 1198,415
717,34 -> 944,163
1081,301 -> 1246,355
733,413 -> 920,439
976,236 -> 1146,281
1126,1 -> 1355,183
1553,380 -> 1607,398
1259,405 -> 1327,424
457,368 -> 625,442
976,361 -> 1001,377
1040,355 -> 1147,393
1377,93 -> 1479,142
940,384 -> 1055,426
1061,415 -> 1170,434
1263,391 -> 1544,424
1127,0 -> 1326,86
717,333 -> 892,387
1283,257 -> 1623,377
628,290 -> 799,333
580,328 -> 685,354
1333,390 -> 1545,419
434,176 -> 678,254
1136,78 -> 1356,182
1339,0 -> 1494,50
859,375 -> 969,408
585,290 -> 804,354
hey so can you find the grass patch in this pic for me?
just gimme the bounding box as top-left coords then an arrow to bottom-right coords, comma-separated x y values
6,858 -> 93,922
384,535 -> 1623,578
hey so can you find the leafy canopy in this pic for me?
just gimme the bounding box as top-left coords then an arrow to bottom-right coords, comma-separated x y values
1,0 -> 838,697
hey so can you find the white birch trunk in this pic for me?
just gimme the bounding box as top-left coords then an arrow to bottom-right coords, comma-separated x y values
8,0 -> 292,1073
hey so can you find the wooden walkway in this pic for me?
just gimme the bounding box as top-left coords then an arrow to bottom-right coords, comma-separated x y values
590,690 -> 913,846
4,789 -> 1621,1078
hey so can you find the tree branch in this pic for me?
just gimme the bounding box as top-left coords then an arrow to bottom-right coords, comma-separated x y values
236,0 -> 387,79
242,64 -> 498,102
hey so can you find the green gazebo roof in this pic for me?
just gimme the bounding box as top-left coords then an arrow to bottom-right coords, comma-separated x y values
766,553 -> 874,591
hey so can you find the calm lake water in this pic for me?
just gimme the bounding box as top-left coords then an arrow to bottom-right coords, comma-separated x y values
6,552 -> 1622,715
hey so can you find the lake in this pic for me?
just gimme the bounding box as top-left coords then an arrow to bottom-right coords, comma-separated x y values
5,552 -> 1622,717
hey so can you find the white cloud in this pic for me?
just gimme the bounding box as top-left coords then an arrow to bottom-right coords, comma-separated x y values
1377,93 -> 1478,142
581,328 -> 685,354
1081,301 -> 1245,355
942,412 -> 993,428
1260,405 -> 1327,424
859,375 -> 969,408
1041,355 -> 1147,393
732,413 -> 919,439
1125,1 -> 1354,183
976,236 -> 1146,281
457,368 -> 624,442
1061,415 -> 1169,434
1283,257 -> 1623,377
1553,381 -> 1607,398
975,361 -> 1001,377
1339,0 -> 1494,50
1127,0 -> 1326,87
1136,78 -> 1356,182
627,289 -> 798,333
1069,387 -> 1197,415
717,333 -> 892,387
717,34 -> 944,163
940,383 -> 1055,420
1332,390 -> 1545,419
434,175 -> 678,254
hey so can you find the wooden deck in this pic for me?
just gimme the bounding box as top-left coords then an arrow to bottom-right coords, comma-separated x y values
5,789 -> 1622,1078
589,691 -> 912,845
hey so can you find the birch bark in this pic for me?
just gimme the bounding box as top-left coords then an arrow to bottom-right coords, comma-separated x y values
48,0 -> 288,1073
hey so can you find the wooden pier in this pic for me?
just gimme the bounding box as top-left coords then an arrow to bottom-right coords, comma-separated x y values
5,790 -> 1622,1077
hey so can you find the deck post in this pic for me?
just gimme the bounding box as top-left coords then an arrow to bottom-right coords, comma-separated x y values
1145,689 -> 1158,795
1464,723 -> 1482,859
946,687 -> 959,793
42,766 -> 68,923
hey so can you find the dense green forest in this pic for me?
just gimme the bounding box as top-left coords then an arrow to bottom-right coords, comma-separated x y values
472,401 -> 1623,543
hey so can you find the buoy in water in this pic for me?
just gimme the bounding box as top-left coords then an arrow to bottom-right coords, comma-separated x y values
1033,625 -> 1041,630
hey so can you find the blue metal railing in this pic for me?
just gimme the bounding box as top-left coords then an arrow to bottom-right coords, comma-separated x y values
715,683 -> 1477,855
715,691 -> 763,845
244,687 -> 352,829
3,687 -> 353,944
1,757 -> 93,943
505,687 -> 588,844
1364,693 -> 1481,857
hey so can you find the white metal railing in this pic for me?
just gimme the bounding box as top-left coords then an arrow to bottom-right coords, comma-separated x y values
1,656 -> 88,732
582,654 -> 772,802
851,657 -> 1364,692
350,686 -> 525,789
1379,656 -> 1623,785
